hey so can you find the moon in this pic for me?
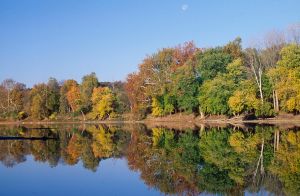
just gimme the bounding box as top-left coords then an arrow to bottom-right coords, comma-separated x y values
181,4 -> 189,11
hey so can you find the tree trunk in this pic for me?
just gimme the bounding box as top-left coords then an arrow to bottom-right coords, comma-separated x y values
200,111 -> 204,119
258,69 -> 264,104
199,107 -> 205,119
273,90 -> 276,110
277,130 -> 280,150
274,129 -> 280,152
274,130 -> 276,154
254,139 -> 265,180
199,124 -> 205,136
260,139 -> 264,174
7,91 -> 10,108
251,61 -> 264,104
275,90 -> 279,112
81,110 -> 86,121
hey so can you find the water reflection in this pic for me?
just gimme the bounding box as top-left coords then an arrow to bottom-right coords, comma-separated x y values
0,124 -> 300,195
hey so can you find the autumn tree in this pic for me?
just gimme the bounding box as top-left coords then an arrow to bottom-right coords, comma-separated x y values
260,30 -> 286,112
99,81 -> 130,114
228,80 -> 260,115
125,42 -> 197,118
125,72 -> 149,118
0,79 -> 26,118
244,30 -> 286,112
59,79 -> 77,114
245,48 -> 265,104
223,37 -> 244,59
90,87 -> 116,120
30,83 -> 49,119
269,130 -> 300,195
267,44 -> 300,113
66,83 -> 82,113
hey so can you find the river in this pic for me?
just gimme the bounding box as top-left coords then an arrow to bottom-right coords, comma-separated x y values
0,123 -> 299,195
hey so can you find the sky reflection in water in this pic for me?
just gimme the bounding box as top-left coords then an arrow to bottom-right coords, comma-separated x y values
0,156 -> 159,196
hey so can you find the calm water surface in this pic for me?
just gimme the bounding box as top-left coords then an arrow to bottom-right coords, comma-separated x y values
0,124 -> 299,195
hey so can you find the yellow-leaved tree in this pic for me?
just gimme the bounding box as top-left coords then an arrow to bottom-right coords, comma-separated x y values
151,97 -> 164,117
267,44 -> 300,113
228,80 -> 260,116
86,125 -> 115,159
90,87 -> 116,120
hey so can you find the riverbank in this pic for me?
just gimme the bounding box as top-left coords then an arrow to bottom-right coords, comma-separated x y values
144,113 -> 300,122
1,113 -> 300,126
142,113 -> 300,129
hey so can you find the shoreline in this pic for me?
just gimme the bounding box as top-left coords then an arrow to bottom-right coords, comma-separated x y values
1,118 -> 300,125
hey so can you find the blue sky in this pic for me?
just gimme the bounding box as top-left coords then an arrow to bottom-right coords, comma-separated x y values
1,0 -> 299,87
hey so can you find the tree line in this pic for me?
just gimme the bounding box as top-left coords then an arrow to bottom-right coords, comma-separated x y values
0,24 -> 299,120
0,73 -> 130,120
125,24 -> 300,119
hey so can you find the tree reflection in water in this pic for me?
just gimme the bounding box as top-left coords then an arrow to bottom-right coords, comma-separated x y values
0,124 -> 299,195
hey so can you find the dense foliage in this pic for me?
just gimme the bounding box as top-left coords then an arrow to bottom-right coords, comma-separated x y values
1,25 -> 300,120
0,72 -> 129,120
124,25 -> 300,119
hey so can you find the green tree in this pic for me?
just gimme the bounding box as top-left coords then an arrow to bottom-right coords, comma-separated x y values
151,94 -> 176,117
46,77 -> 60,114
172,64 -> 200,113
198,76 -> 231,115
163,94 -> 176,115
195,48 -> 232,81
151,96 -> 164,117
198,58 -> 248,116
30,94 -> 44,119
80,72 -> 99,113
